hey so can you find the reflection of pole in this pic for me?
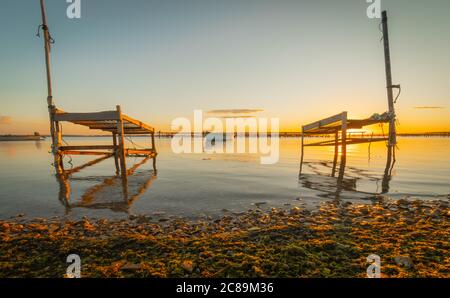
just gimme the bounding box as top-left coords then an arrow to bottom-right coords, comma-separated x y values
112,132 -> 120,175
338,112 -> 347,181
121,173 -> 129,202
116,105 -> 127,177
54,157 -> 71,214
382,146 -> 396,193
153,157 -> 157,174
382,11 -> 397,147
299,127 -> 305,178
331,131 -> 339,177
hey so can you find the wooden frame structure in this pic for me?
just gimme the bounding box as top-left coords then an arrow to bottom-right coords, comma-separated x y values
39,0 -> 156,177
299,10 -> 399,182
299,111 -> 390,179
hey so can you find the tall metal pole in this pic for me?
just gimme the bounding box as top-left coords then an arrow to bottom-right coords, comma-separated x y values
39,0 -> 59,152
381,10 -> 397,147
40,0 -> 52,101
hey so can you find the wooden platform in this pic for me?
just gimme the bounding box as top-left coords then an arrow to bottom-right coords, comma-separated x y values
37,0 -> 157,178
54,108 -> 154,135
299,11 -> 399,185
50,105 -> 157,177
302,112 -> 390,135
299,111 -> 392,180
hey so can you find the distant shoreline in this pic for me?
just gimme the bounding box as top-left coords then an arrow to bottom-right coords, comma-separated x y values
14,132 -> 449,138
0,135 -> 45,141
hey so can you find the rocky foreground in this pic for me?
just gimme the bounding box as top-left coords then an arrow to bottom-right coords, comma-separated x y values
0,198 -> 448,278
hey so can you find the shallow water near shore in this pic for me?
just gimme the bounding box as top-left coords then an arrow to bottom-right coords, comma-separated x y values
0,137 -> 448,221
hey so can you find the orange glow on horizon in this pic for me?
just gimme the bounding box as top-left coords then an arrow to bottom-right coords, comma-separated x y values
1,119 -> 449,135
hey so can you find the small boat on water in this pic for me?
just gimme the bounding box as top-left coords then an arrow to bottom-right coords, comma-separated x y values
0,132 -> 45,142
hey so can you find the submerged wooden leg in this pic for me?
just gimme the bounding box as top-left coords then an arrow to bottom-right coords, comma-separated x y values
299,128 -> 305,178
120,172 -> 129,201
331,131 -> 339,177
116,105 -> 127,177
54,151 -> 64,175
382,145 -> 394,193
338,112 -> 348,182
112,132 -> 120,175
151,130 -> 156,153
152,156 -> 157,174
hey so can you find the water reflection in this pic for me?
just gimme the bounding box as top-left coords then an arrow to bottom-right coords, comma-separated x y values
34,140 -> 43,150
1,137 -> 447,220
299,147 -> 395,200
54,155 -> 157,214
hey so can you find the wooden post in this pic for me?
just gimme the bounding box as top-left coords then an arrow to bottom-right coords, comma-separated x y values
331,130 -> 339,177
54,121 -> 63,169
112,132 -> 120,175
120,173 -> 129,202
55,168 -> 71,212
152,156 -> 157,174
151,130 -> 156,152
299,127 -> 305,178
382,146 -> 393,193
381,10 -> 397,147
116,105 -> 127,177
338,112 -> 347,180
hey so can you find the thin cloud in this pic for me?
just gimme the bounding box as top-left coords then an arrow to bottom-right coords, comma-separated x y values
215,115 -> 256,119
0,116 -> 12,125
414,106 -> 444,109
207,109 -> 264,115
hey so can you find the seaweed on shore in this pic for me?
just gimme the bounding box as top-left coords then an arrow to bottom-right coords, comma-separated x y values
0,198 -> 448,278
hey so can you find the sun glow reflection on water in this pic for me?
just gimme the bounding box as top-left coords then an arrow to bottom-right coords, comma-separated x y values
0,137 -> 448,220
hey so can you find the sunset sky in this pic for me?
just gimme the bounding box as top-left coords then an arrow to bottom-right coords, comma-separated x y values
0,0 -> 449,135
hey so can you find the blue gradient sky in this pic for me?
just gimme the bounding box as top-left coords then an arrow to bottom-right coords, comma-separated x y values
0,0 -> 449,134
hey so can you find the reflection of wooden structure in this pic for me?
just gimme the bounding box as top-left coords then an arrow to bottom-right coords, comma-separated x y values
56,155 -> 157,214
299,11 -> 399,181
299,159 -> 394,200
38,0 -> 156,178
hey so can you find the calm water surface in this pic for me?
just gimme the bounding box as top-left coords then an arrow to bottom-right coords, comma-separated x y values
0,137 -> 448,220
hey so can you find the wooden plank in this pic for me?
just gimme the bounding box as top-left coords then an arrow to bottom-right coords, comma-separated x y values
76,123 -> 119,129
54,111 -> 119,122
101,128 -> 151,134
59,145 -> 116,151
347,118 -> 389,129
302,116 -> 390,135
71,120 -> 116,126
124,130 -> 153,134
302,112 -> 345,133
122,114 -> 155,132
304,137 -> 387,147
125,149 -> 156,156
60,150 -> 113,156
